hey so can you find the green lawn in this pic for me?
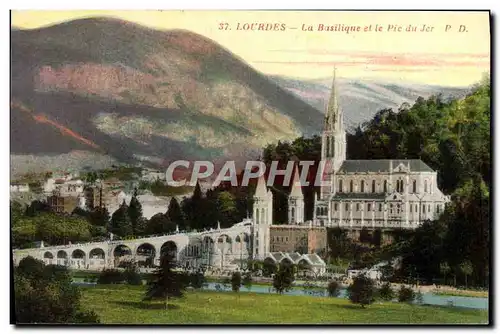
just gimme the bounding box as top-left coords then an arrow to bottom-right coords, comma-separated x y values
80,285 -> 488,324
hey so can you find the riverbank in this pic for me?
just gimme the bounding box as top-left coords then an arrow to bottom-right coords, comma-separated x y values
80,285 -> 488,324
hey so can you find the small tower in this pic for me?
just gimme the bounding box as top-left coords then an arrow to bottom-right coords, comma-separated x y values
252,174 -> 273,259
252,175 -> 273,226
288,166 -> 304,224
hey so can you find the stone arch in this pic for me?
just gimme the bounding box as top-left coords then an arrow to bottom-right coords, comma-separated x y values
216,234 -> 232,254
136,243 -> 156,257
160,241 -> 178,259
43,251 -> 54,259
113,244 -> 132,257
72,249 -> 85,259
57,250 -> 68,259
56,250 -> 68,266
71,249 -> 86,269
89,248 -> 105,259
235,235 -> 241,243
202,236 -> 216,267
136,243 -> 156,268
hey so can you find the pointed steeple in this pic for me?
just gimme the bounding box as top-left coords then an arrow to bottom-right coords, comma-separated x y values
290,165 -> 303,198
325,66 -> 340,132
254,174 -> 268,198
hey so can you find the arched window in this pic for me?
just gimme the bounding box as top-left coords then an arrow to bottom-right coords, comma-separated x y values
326,138 -> 330,157
345,203 -> 349,211
383,180 -> 388,192
256,208 -> 259,224
413,180 -> 417,193
367,203 -> 372,211
350,180 -> 354,193
361,180 -> 365,193
401,180 -> 404,192
339,180 -> 343,193
390,204 -> 393,214
424,180 -> 428,193
395,180 -> 399,192
372,180 -> 376,193
291,207 -> 295,223
356,203 -> 360,211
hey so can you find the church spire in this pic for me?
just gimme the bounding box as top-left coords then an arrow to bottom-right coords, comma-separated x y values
325,66 -> 340,132
290,165 -> 303,198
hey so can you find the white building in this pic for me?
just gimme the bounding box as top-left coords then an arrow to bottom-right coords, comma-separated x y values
312,69 -> 450,231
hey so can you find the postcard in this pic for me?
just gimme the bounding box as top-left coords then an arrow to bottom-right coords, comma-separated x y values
10,10 -> 490,325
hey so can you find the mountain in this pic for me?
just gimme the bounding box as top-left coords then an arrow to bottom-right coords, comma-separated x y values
270,76 -> 469,130
10,17 -> 323,176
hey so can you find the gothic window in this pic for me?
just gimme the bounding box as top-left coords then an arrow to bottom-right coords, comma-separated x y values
397,204 -> 401,214
379,203 -> 382,211
410,204 -> 413,213
423,205 -> 426,213
356,203 -> 360,211
291,207 -> 295,223
339,179 -> 343,193
330,137 -> 335,156
372,180 -> 376,193
350,180 -> 353,193
428,204 -> 431,212
367,203 -> 372,211
390,204 -> 393,214
413,180 -> 417,193
361,180 -> 365,193
437,205 -> 440,213
334,203 -> 338,211
256,208 -> 259,224
384,180 -> 388,192
401,180 -> 404,192
424,180 -> 428,193
261,209 -> 265,224
326,138 -> 330,157
345,203 -> 349,211
316,207 -> 320,216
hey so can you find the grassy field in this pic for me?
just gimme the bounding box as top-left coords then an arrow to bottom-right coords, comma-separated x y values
80,285 -> 488,324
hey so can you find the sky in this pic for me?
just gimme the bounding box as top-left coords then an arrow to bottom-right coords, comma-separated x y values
11,10 -> 490,86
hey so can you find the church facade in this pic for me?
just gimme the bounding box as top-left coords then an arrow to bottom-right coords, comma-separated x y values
311,70 -> 450,231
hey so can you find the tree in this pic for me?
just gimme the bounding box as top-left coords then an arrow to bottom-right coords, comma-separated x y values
166,197 -> 185,231
143,254 -> 185,310
88,207 -> 110,228
123,261 -> 143,285
378,282 -> 395,301
189,270 -> 206,290
111,200 -> 133,237
398,285 -> 416,303
14,259 -> 99,323
347,275 -> 375,308
128,189 -> 143,236
231,271 -> 242,293
242,272 -> 252,292
327,280 -> 341,297
460,260 -> 474,289
272,266 -> 294,294
440,262 -> 451,286
263,261 -> 277,277
146,213 -> 176,235
16,256 -> 45,283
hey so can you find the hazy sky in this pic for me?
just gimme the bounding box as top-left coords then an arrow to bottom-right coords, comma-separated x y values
11,10 -> 490,86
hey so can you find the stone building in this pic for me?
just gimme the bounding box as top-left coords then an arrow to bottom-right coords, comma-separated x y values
312,69 -> 450,233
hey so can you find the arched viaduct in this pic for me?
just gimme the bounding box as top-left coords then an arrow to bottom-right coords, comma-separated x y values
12,223 -> 254,271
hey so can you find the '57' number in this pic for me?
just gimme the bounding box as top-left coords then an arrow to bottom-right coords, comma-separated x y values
218,23 -> 230,30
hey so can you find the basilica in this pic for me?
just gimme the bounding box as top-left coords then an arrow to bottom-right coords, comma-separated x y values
311,70 -> 450,232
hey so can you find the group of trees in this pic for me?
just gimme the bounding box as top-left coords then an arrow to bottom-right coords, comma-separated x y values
14,256 -> 99,323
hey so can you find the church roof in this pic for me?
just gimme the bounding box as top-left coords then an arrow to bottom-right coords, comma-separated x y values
254,175 -> 268,197
289,166 -> 303,198
338,159 -> 434,173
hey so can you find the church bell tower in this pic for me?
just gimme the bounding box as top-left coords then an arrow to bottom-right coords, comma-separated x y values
321,67 -> 346,172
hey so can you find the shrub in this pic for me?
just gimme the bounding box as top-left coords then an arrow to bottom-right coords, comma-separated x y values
98,269 -> 125,284
327,280 -> 341,297
231,272 -> 242,292
378,282 -> 395,301
347,274 -> 375,308
398,285 -> 416,303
